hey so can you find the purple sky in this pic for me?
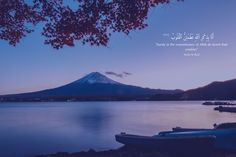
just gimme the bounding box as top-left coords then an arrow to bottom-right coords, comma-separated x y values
0,0 -> 236,95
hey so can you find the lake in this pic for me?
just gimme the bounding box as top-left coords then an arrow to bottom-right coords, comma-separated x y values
1,101 -> 236,157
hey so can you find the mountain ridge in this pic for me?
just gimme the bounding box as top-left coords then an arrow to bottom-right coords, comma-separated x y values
150,78 -> 236,101
1,72 -> 236,101
180,78 -> 236,100
0,72 -> 182,101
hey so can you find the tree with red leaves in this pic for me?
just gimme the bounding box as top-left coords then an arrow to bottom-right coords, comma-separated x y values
0,0 -> 182,49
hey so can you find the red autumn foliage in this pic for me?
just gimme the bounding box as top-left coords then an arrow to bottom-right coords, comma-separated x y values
0,0 -> 182,49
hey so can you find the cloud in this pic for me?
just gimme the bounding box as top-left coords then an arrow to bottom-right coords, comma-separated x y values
105,71 -> 132,78
123,72 -> 132,75
105,71 -> 123,78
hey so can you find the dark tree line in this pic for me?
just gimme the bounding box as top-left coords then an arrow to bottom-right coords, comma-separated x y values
0,0 -> 182,49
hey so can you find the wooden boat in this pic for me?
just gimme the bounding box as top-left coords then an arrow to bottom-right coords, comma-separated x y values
203,101 -> 236,106
171,127 -> 210,132
115,133 -> 215,153
115,123 -> 236,152
214,106 -> 236,113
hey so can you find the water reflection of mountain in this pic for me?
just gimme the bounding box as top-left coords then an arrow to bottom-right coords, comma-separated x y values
76,104 -> 113,134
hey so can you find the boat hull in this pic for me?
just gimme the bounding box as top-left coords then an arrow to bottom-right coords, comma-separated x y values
214,106 -> 236,113
115,134 -> 216,153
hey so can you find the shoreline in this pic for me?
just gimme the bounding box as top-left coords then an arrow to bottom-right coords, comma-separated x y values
33,146 -> 236,157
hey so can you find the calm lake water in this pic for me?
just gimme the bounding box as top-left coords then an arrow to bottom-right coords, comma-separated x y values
1,101 -> 236,157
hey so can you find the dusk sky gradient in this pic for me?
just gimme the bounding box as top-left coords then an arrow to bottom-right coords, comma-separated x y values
0,0 -> 236,95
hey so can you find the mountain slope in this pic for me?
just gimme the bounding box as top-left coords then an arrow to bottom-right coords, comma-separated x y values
181,79 -> 236,100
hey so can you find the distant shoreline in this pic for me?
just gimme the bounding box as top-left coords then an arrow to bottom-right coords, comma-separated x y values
0,99 -> 235,103
33,146 -> 236,157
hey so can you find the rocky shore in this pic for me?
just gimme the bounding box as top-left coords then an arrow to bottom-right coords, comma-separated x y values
34,146 -> 236,157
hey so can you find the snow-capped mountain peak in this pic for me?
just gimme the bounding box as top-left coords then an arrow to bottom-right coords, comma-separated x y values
75,72 -> 120,84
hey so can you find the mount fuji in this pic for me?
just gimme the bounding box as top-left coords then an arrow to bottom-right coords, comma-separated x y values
0,72 -> 182,101
72,72 -> 121,85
